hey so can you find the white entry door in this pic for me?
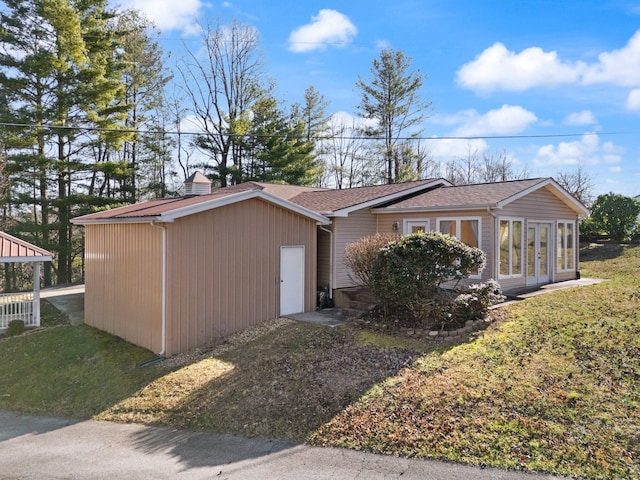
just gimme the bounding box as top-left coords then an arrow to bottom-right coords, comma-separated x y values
280,246 -> 305,316
527,223 -> 551,286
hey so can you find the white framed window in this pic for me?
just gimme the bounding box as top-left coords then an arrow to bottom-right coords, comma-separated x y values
403,219 -> 429,235
557,220 -> 575,271
499,218 -> 524,278
436,217 -> 482,277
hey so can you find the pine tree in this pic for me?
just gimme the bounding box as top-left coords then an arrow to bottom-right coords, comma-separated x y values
0,0 -> 128,284
356,49 -> 431,184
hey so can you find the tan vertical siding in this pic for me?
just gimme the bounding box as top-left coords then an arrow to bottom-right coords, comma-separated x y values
84,223 -> 163,353
164,198 -> 317,356
333,210 -> 378,288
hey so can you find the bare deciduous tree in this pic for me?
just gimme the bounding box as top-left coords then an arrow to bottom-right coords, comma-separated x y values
180,20 -> 266,187
556,165 -> 595,206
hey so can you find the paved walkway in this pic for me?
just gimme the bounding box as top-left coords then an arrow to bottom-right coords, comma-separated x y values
41,284 -> 85,325
0,410 -> 565,480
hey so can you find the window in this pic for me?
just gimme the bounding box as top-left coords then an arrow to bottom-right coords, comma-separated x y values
403,219 -> 429,235
499,219 -> 523,277
557,221 -> 575,271
437,217 -> 481,276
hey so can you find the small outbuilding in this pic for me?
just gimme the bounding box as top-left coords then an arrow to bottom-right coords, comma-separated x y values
72,175 -> 329,357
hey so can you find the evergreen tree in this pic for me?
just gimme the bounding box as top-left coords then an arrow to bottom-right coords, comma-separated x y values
241,96 -> 321,185
356,48 -> 430,184
0,0 -> 128,284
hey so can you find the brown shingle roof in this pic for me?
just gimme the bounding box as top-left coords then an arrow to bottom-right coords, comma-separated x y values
288,179 -> 444,214
377,178 -> 549,210
73,180 -> 445,222
0,231 -> 52,261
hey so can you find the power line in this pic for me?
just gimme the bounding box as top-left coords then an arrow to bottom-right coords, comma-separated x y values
0,121 -> 629,142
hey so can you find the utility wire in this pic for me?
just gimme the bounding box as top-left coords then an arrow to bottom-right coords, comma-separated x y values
0,122 -> 629,142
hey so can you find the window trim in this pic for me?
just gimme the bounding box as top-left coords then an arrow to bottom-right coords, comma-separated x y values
436,216 -> 483,279
498,217 -> 524,279
403,219 -> 430,235
556,219 -> 576,272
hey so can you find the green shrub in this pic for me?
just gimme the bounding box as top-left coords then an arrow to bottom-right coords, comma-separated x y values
453,280 -> 505,322
579,216 -> 602,242
344,232 -> 400,286
589,193 -> 640,241
368,232 -> 486,323
7,320 -> 25,336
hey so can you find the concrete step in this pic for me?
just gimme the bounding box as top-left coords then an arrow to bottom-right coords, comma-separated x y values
348,300 -> 376,312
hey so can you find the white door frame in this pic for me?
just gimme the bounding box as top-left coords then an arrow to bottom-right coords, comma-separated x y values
526,222 -> 551,286
280,246 -> 305,316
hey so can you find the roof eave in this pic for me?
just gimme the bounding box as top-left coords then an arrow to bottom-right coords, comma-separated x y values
331,179 -> 452,216
373,203 -> 498,214
161,190 -> 331,225
71,216 -> 162,225
495,178 -> 590,216
0,255 -> 53,263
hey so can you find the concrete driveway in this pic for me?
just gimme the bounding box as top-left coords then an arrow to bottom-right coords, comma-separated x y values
0,411 -> 566,480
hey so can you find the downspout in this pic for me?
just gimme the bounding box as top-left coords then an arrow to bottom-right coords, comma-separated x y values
151,221 -> 167,357
486,206 -> 498,279
319,225 -> 333,299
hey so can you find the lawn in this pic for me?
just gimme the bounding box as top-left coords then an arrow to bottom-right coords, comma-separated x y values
0,242 -> 638,479
310,242 -> 640,479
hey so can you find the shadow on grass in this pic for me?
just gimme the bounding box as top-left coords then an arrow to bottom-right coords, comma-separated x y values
579,241 -> 625,262
0,321 -> 162,420
111,322 -> 468,455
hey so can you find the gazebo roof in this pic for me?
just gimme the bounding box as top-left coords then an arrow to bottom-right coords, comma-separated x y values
0,231 -> 53,263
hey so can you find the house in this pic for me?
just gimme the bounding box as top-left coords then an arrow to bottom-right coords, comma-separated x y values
370,178 -> 589,292
0,231 -> 53,330
72,175 -> 588,356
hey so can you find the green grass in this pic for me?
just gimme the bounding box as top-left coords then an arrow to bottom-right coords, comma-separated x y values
0,304 -> 161,418
310,243 -> 640,479
98,323 -> 424,442
1,243 -> 638,479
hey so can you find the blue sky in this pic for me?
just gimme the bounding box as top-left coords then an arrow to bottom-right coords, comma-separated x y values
116,0 -> 640,198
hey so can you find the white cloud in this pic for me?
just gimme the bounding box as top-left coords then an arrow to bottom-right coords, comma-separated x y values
288,9 -> 357,53
534,134 -> 624,167
609,166 -> 622,173
453,105 -> 537,136
428,138 -> 489,162
118,0 -> 202,32
457,29 -> 640,94
329,111 -> 377,131
626,89 -> 640,110
456,43 -> 582,93
582,30 -> 640,87
563,110 -> 597,126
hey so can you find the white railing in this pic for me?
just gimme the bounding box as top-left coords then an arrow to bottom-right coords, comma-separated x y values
0,292 -> 37,329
